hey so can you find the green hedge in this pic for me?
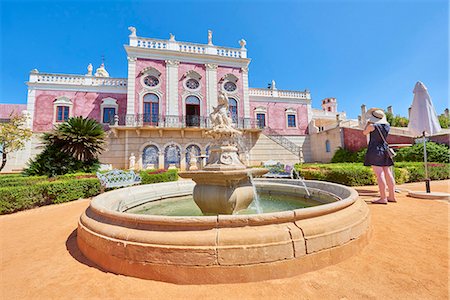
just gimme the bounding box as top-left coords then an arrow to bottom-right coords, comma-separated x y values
295,162 -> 449,186
140,169 -> 178,184
0,178 -> 100,214
0,173 -> 96,188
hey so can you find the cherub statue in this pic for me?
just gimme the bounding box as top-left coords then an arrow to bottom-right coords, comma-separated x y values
210,92 -> 232,127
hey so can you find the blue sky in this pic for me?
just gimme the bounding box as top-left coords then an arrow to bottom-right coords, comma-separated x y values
0,0 -> 448,118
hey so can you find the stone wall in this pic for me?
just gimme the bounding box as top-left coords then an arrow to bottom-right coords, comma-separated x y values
309,127 -> 342,162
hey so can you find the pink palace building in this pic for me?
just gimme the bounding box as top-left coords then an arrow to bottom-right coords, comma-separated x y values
5,27 -> 348,171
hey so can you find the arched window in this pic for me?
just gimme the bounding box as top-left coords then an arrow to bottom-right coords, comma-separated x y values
143,93 -> 159,125
229,98 -> 238,123
164,144 -> 181,169
142,145 -> 159,169
185,96 -> 200,127
185,144 -> 201,170
325,140 -> 331,153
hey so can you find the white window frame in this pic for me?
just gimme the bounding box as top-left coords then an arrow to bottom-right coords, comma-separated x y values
53,96 -> 73,124
285,108 -> 297,128
254,106 -> 267,128
182,70 -> 202,92
100,97 -> 119,124
220,73 -> 239,95
140,67 -> 162,90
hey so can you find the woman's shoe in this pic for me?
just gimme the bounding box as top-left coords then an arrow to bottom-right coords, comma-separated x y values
371,199 -> 388,205
388,199 -> 397,203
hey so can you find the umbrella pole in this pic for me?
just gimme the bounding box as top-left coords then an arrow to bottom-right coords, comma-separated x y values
423,131 -> 430,193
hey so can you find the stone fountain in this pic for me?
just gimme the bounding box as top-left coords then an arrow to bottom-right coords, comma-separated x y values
178,92 -> 267,214
76,92 -> 371,284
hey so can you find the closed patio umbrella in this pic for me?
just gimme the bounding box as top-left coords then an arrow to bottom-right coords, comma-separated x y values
407,81 -> 442,192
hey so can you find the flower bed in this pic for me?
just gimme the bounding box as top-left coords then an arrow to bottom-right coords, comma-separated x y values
295,162 -> 449,186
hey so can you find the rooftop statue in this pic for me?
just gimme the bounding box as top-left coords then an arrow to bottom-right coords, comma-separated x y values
95,63 -> 110,77
86,63 -> 93,76
207,30 -> 213,45
128,26 -> 137,37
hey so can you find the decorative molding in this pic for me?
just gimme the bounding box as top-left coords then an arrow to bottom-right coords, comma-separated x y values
254,106 -> 267,113
182,70 -> 202,80
241,66 -> 249,73
205,63 -> 218,70
165,59 -> 180,66
127,56 -> 137,62
139,66 -> 161,77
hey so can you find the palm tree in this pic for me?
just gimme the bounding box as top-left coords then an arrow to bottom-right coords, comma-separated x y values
44,116 -> 106,161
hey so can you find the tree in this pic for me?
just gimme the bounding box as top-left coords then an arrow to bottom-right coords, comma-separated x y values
385,111 -> 409,127
0,114 -> 32,172
438,113 -> 449,129
44,116 -> 106,161
25,117 -> 106,176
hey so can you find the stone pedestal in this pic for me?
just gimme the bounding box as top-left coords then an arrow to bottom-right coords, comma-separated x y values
181,168 -> 266,214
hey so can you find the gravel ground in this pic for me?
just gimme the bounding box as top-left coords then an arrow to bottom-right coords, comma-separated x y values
1,180 -> 448,299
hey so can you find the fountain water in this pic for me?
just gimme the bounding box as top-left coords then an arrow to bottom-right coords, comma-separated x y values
293,169 -> 311,197
247,172 -> 263,214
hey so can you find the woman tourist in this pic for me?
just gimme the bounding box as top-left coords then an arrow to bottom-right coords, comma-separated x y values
363,108 -> 396,204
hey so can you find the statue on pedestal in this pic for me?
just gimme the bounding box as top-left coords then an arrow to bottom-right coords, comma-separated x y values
207,30 -> 213,45
129,153 -> 136,170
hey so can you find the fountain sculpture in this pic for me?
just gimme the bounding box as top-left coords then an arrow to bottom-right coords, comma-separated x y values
76,92 -> 371,284
179,92 -> 267,214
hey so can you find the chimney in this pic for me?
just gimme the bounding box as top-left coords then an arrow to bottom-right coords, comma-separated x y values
445,108 -> 449,118
387,106 -> 393,115
361,104 -> 367,124
408,106 -> 412,118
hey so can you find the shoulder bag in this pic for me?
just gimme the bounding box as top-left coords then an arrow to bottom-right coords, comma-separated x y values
375,125 -> 396,159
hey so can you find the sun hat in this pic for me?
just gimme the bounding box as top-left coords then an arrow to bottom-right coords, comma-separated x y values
365,108 -> 389,124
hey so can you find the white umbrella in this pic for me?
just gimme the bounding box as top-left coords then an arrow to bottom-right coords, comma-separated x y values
408,81 -> 442,136
407,81 -> 442,193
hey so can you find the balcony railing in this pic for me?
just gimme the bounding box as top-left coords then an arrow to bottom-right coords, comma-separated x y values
109,114 -> 260,130
249,88 -> 310,99
130,36 -> 247,59
28,72 -> 127,87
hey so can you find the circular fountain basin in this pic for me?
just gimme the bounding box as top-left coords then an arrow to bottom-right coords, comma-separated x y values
77,179 -> 371,284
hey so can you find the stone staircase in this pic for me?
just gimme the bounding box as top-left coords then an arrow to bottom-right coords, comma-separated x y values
264,127 -> 302,156
249,130 -> 312,165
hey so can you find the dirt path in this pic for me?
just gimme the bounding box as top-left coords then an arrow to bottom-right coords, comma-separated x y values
1,181 -> 448,299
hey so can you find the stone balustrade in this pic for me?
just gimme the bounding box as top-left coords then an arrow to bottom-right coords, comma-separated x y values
130,36 -> 247,59
29,72 -> 127,87
249,88 -> 310,99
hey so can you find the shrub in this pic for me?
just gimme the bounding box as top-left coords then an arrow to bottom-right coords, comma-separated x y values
24,146 -> 99,177
0,178 -> 100,214
297,164 -> 376,186
140,169 -> 178,184
295,162 -> 449,186
0,175 -> 48,187
331,147 -> 367,163
395,142 -> 449,163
